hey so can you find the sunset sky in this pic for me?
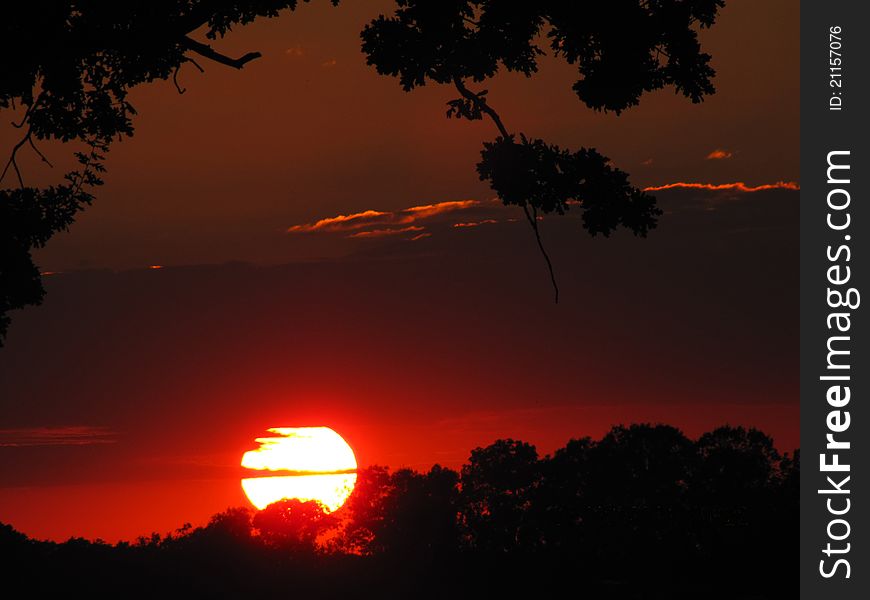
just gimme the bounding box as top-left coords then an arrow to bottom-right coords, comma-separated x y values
0,0 -> 798,542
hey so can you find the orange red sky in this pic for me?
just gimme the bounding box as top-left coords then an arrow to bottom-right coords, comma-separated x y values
0,0 -> 798,541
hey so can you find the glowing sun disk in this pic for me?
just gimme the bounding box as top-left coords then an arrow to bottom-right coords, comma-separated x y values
241,427 -> 357,512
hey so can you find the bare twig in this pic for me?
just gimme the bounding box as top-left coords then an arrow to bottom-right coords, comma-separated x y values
2,125 -> 56,187
27,135 -> 53,167
181,37 -> 262,69
0,133 -> 28,188
172,65 -> 187,94
172,56 -> 208,94
522,204 -> 559,303
11,95 -> 40,129
186,57 -> 205,73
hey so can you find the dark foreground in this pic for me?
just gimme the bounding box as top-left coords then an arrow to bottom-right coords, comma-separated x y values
2,425 -> 798,599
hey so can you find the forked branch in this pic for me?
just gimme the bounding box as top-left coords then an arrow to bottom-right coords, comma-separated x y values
181,37 -> 262,70
452,76 -> 510,138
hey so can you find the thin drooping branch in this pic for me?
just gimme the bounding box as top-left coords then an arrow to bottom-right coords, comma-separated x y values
186,57 -> 206,73
2,125 -> 55,188
11,99 -> 37,129
453,76 -> 559,303
173,65 -> 187,94
3,91 -> 50,186
181,37 -> 262,70
522,204 -> 559,304
27,134 -> 53,167
0,131 -> 28,188
173,56 -> 207,94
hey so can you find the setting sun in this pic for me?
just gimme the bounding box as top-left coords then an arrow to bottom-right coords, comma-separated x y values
241,427 -> 357,512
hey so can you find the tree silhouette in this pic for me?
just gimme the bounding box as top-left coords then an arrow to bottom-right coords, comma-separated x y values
335,464 -> 394,555
0,424 -> 797,599
251,498 -> 337,552
362,0 -> 725,300
337,464 -> 459,561
0,0 -> 336,345
534,436 -> 595,552
1,0 -> 725,344
460,438 -> 541,553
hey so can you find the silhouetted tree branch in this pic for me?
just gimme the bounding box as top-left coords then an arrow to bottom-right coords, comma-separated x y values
361,1 -> 722,303
180,37 -> 263,70
0,132 -> 27,188
1,1 -> 328,345
1,0 -> 723,344
452,75 -> 559,302
451,77 -> 509,139
522,204 -> 558,303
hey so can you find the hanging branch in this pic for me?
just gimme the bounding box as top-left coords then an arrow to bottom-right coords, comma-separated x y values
0,130 -> 29,188
522,205 -> 559,303
452,76 -> 560,303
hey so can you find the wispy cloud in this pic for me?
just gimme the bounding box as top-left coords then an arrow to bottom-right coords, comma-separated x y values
0,426 -> 117,447
347,226 -> 424,239
288,199 -> 485,239
286,180 -> 798,242
706,149 -> 733,160
453,219 -> 498,228
644,181 -> 799,193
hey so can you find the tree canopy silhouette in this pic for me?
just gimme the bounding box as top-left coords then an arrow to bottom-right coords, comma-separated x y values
0,424 -> 797,599
361,0 -> 724,300
251,498 -> 337,552
1,0 -> 725,343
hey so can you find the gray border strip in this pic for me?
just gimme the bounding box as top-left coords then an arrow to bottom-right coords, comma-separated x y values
800,1 -> 868,596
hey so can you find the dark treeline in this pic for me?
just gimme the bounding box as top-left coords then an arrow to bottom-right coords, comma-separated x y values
2,424 -> 798,599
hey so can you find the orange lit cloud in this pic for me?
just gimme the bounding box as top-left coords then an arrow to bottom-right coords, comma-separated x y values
288,209 -> 390,234
0,426 -> 117,447
453,219 -> 498,228
403,200 -> 479,219
644,181 -> 800,193
288,200 -> 483,236
706,149 -> 733,160
348,226 -> 425,239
